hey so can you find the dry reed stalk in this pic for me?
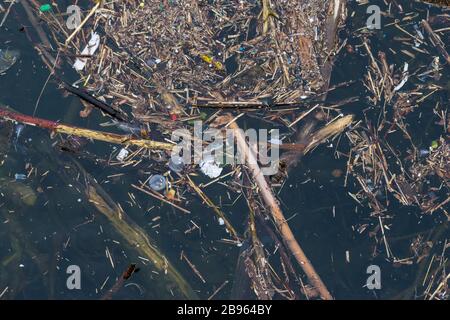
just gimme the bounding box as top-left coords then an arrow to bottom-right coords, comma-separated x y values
225,113 -> 333,300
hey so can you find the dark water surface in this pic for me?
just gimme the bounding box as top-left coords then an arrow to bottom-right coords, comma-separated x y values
0,0 -> 448,299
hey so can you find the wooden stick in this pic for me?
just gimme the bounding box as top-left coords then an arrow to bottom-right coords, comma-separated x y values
0,108 -> 174,150
131,184 -> 190,214
186,175 -> 241,242
101,264 -> 137,300
194,100 -> 267,108
421,19 -> 450,65
20,0 -> 53,50
0,0 -> 15,27
262,0 -> 271,35
83,171 -> 197,299
226,114 -> 333,300
60,80 -> 128,122
303,115 -> 354,154
65,2 -> 100,45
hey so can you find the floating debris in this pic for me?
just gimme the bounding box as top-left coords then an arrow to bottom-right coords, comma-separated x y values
14,173 -> 27,181
0,0 -> 447,301
116,148 -> 129,162
0,48 -> 19,73
12,123 -> 25,143
148,175 -> 167,192
199,156 -> 223,179
73,32 -> 100,71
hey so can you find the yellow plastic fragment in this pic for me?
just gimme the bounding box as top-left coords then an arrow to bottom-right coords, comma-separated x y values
199,54 -> 224,71
213,61 -> 224,70
200,54 -> 213,64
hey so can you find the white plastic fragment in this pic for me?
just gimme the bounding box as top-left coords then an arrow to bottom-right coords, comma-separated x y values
218,218 -> 225,226
394,77 -> 408,92
116,148 -> 129,162
403,62 -> 409,73
394,62 -> 409,92
73,32 -> 101,71
199,155 -> 223,178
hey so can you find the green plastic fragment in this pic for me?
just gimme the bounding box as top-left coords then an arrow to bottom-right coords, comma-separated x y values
39,4 -> 52,12
430,140 -> 439,150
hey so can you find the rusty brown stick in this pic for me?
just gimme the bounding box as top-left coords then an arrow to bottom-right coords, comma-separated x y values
0,108 -> 174,150
101,264 -> 137,300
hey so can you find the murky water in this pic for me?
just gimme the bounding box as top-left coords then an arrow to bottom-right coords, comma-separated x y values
0,0 -> 448,299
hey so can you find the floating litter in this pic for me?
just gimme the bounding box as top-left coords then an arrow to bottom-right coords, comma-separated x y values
116,148 -> 129,162
148,175 -> 167,192
14,173 -> 27,181
199,155 -> 222,179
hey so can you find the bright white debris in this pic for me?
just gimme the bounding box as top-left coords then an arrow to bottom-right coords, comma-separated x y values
394,62 -> 409,92
73,32 -> 101,71
116,148 -> 129,162
199,155 -> 223,178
